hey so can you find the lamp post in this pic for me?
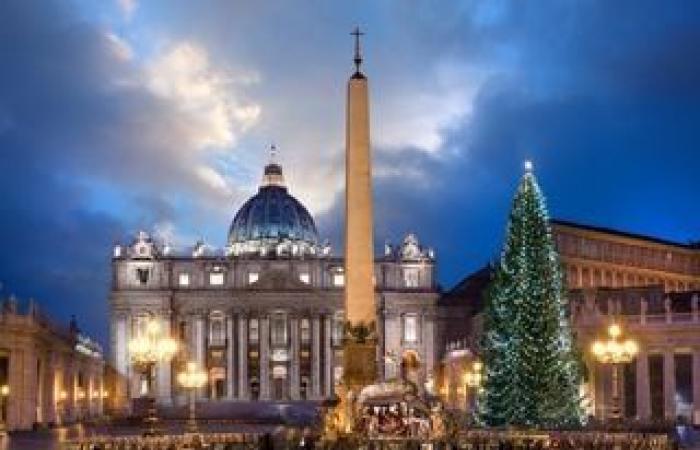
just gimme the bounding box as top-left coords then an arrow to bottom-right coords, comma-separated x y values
128,318 -> 178,436
591,323 -> 638,422
463,361 -> 483,421
177,361 -> 207,434
0,384 -> 9,436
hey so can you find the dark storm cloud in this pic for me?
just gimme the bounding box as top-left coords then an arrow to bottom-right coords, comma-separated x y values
0,1 -> 131,343
0,1 -> 190,344
317,0 -> 700,286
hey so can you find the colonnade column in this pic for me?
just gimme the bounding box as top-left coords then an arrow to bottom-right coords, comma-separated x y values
194,315 -> 206,400
290,316 -> 300,400
237,315 -> 249,400
311,315 -> 321,399
114,314 -> 129,409
260,316 -> 271,400
693,349 -> 700,426
636,350 -> 651,420
593,363 -> 606,419
424,314 -> 435,380
663,349 -> 676,420
324,315 -> 333,397
156,314 -> 172,405
226,315 -> 235,399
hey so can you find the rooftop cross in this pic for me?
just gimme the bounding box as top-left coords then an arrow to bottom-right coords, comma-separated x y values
351,26 -> 364,73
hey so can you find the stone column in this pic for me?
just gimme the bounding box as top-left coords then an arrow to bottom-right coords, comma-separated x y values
237,315 -> 249,400
636,351 -> 651,420
593,363 -> 606,419
98,370 -> 105,417
157,314 -> 172,405
44,355 -> 57,425
24,347 -> 38,428
663,349 -> 676,420
324,315 -> 333,397
260,316 -> 271,400
225,315 -> 235,399
693,349 -> 700,426
424,314 -> 435,380
194,314 -> 206,399
290,316 -> 300,400
312,315 -> 321,399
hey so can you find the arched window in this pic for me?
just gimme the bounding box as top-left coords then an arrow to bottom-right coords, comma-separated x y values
209,311 -> 225,346
403,314 -> 419,343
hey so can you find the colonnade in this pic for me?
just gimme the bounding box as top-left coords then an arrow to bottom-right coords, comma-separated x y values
184,310 -> 339,402
115,309 -> 342,405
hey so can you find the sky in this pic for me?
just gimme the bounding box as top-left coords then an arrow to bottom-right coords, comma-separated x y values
1,0 -> 699,348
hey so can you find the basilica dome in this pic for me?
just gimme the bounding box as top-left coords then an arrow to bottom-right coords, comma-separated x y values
227,162 -> 319,257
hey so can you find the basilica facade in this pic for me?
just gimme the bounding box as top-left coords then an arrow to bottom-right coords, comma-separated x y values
108,40 -> 700,427
109,161 -> 439,409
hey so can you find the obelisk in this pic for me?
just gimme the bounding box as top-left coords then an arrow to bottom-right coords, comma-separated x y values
345,27 -> 375,329
341,26 -> 376,424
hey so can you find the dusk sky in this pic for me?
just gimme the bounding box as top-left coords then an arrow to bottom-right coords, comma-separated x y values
1,0 -> 699,348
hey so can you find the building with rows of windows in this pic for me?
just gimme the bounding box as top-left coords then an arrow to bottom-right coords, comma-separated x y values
440,221 -> 700,425
109,160 -> 439,411
110,164 -> 700,424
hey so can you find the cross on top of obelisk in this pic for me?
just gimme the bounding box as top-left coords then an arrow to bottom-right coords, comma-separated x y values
269,143 -> 278,163
351,26 -> 364,74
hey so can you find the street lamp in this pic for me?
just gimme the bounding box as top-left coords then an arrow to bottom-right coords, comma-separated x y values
128,318 -> 178,436
591,323 -> 638,422
177,361 -> 207,434
463,361 -> 483,420
0,384 -> 9,436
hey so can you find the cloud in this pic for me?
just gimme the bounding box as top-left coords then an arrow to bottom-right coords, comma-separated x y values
117,0 -> 137,19
0,1 -> 262,344
105,32 -> 134,61
145,42 -> 260,150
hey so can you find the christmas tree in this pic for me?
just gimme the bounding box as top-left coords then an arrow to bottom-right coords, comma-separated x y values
480,161 -> 583,428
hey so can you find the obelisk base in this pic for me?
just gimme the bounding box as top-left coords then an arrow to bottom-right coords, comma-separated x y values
323,336 -> 377,438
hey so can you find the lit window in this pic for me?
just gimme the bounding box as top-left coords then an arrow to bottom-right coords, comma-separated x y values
248,272 -> 259,284
404,315 -> 418,343
333,273 -> 345,287
403,268 -> 419,288
301,319 -> 310,343
299,273 -> 310,284
332,318 -> 344,346
249,319 -> 259,343
209,272 -> 224,286
178,273 -> 190,287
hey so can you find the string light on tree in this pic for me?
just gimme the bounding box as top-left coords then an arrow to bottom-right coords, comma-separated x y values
480,160 -> 583,427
